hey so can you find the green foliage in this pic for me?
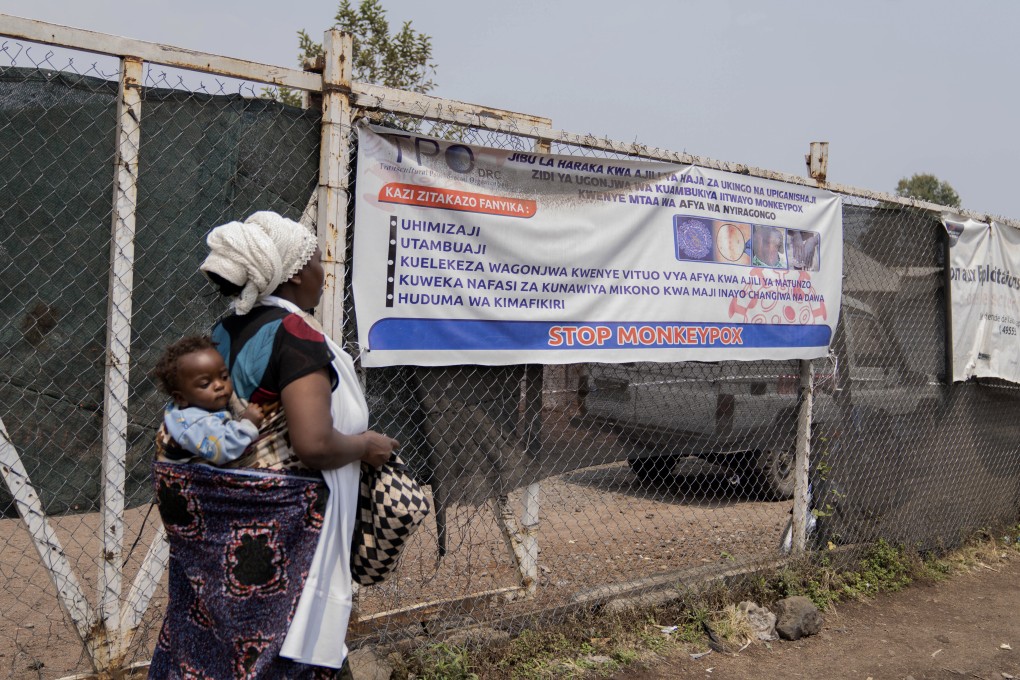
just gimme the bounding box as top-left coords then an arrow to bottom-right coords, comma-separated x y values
395,533 -> 1020,679
923,558 -> 953,580
895,173 -> 961,208
749,563 -> 842,609
495,629 -> 581,678
490,629 -> 556,677
397,610 -> 692,679
298,0 -> 436,93
409,643 -> 479,680
260,1 -> 439,123
635,625 -> 673,654
811,487 -> 843,521
843,540 -> 914,596
677,604 -> 711,644
744,543 -> 920,610
611,648 -> 640,664
260,86 -> 303,108
810,436 -> 839,522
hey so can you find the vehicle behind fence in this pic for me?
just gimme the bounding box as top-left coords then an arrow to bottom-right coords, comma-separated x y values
1,16 -> 1019,679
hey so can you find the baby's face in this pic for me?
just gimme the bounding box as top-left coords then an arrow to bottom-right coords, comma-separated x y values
173,348 -> 233,411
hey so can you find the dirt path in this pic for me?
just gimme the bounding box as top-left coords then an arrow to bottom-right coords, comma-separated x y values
612,556 -> 1020,680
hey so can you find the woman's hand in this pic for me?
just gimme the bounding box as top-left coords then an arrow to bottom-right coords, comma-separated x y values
359,431 -> 400,469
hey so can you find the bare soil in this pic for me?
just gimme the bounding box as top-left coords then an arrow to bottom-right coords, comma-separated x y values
0,459 -> 788,679
1,438 -> 1015,680
612,555 -> 1020,680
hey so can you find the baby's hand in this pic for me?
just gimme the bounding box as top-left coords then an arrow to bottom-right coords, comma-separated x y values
241,403 -> 265,428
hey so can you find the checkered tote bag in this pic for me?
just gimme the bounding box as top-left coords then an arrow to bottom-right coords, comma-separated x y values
350,454 -> 431,585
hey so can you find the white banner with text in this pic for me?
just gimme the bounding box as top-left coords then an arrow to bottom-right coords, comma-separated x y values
353,125 -> 843,367
945,216 -> 1020,383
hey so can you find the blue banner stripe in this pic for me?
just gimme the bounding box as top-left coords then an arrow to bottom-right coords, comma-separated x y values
368,319 -> 830,351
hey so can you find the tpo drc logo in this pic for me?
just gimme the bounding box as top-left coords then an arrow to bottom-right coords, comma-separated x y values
380,133 -> 475,174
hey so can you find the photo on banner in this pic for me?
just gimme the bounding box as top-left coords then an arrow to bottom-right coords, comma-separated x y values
352,124 -> 843,367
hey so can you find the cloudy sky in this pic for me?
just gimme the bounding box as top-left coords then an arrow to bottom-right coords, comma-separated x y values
3,1 -> 1017,218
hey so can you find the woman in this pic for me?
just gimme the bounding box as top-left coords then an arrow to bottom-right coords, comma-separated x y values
150,211 -> 398,679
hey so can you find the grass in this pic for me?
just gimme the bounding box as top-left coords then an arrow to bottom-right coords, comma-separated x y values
390,525 -> 1020,679
408,643 -> 479,680
709,603 -> 758,648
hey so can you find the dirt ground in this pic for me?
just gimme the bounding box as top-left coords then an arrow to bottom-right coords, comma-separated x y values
0,459 -> 789,679
1,405 -> 1015,679
612,555 -> 1020,680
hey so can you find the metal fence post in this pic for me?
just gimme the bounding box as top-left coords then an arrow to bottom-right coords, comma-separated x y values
0,419 -> 94,649
97,54 -> 144,670
791,141 -> 829,553
791,359 -> 813,553
315,30 -> 353,338
517,139 -> 553,597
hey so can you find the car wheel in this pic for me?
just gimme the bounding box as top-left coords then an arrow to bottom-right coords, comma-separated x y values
755,446 -> 795,500
627,456 -> 676,485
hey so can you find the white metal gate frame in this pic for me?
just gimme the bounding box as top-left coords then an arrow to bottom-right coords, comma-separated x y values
1,13 -> 1016,678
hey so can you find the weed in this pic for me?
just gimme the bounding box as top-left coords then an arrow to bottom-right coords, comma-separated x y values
674,602 -> 711,644
801,567 -> 844,609
841,540 -> 914,597
492,629 -> 568,677
409,643 -> 479,680
394,528 -> 1020,679
635,625 -> 673,654
708,604 -> 756,648
611,648 -> 639,664
921,558 -> 953,581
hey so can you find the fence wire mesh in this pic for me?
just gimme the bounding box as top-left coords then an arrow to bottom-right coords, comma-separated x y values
1,32 -> 1019,679
0,39 -> 321,677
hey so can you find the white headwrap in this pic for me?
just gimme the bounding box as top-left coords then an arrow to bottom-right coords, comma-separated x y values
200,211 -> 318,315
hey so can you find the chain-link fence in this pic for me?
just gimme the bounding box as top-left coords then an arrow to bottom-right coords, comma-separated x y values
2,19 -> 1020,679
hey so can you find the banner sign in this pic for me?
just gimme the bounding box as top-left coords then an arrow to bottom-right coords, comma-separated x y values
945,216 -> 1020,383
353,125 -> 843,367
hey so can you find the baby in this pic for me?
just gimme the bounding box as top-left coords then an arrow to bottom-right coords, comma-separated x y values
153,335 -> 264,464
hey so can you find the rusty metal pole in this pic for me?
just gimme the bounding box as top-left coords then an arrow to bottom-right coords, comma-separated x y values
96,54 -> 144,673
315,31 -> 353,339
791,360 -> 813,554
518,138 -> 552,597
314,31 -> 357,615
0,422 -> 94,660
806,142 -> 829,184
791,142 -> 828,553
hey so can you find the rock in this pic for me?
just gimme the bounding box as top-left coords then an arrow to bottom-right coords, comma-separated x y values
774,596 -> 824,641
738,601 -> 778,641
581,655 -> 613,665
348,646 -> 394,680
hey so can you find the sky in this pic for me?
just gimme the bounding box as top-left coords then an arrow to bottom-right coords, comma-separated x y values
2,1 -> 1018,220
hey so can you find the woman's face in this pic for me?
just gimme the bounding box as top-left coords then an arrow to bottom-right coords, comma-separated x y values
300,248 -> 325,308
